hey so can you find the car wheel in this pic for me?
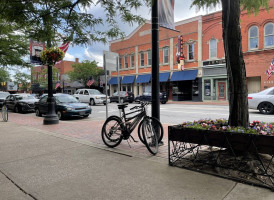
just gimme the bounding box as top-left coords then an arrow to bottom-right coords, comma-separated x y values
35,108 -> 42,117
161,101 -> 167,104
258,102 -> 274,114
90,99 -> 95,106
57,111 -> 63,120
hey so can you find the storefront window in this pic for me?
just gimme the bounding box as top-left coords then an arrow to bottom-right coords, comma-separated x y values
204,80 -> 211,96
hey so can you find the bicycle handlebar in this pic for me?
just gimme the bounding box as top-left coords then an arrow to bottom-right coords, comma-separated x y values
129,102 -> 150,110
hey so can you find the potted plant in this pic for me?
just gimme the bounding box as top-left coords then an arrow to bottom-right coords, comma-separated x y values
40,47 -> 65,66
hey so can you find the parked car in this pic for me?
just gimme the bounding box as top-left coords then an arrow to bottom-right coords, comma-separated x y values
73,89 -> 110,105
4,93 -> 39,113
110,91 -> 135,103
0,91 -> 10,107
135,92 -> 168,104
35,93 -> 91,119
248,87 -> 274,114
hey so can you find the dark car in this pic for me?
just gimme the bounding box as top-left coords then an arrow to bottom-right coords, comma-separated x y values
110,91 -> 135,103
0,91 -> 10,107
135,92 -> 168,104
5,93 -> 39,113
35,93 -> 91,120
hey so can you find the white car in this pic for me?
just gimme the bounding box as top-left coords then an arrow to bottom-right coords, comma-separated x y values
248,87 -> 274,114
73,89 -> 110,105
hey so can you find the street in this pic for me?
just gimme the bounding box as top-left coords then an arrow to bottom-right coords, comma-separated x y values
44,102 -> 274,124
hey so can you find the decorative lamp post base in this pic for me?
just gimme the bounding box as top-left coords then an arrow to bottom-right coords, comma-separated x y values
43,114 -> 59,125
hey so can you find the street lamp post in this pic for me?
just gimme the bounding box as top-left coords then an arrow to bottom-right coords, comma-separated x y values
151,0 -> 160,121
43,64 -> 59,125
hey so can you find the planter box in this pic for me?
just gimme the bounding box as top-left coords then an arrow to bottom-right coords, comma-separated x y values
169,125 -> 274,155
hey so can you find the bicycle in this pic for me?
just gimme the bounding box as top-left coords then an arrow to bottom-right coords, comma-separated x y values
1,104 -> 8,122
101,102 -> 163,155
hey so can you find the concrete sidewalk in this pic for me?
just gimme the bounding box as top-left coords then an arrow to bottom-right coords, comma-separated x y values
0,121 -> 273,200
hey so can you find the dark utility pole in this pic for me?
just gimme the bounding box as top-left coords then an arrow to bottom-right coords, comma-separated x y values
151,0 -> 160,121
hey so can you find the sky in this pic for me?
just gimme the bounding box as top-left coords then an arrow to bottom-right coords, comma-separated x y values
63,0 -> 221,67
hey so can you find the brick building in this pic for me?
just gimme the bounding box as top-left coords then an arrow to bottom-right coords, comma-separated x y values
32,58 -> 82,94
110,17 -> 203,101
109,4 -> 274,102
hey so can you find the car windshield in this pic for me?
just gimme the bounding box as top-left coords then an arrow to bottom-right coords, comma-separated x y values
55,95 -> 78,103
15,95 -> 36,100
88,89 -> 102,95
0,93 -> 9,98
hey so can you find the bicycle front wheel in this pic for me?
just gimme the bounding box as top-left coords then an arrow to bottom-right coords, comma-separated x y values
142,118 -> 161,155
138,117 -> 163,144
101,116 -> 123,148
1,105 -> 8,122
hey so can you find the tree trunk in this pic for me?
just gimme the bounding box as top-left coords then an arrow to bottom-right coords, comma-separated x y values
221,0 -> 249,128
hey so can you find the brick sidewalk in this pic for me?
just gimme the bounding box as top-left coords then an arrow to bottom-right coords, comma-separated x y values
8,113 -> 170,158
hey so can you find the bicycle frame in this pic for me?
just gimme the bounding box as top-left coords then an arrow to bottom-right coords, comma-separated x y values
120,106 -> 147,137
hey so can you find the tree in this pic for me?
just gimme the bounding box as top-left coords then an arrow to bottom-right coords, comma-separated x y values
0,18 -> 30,68
36,67 -> 60,89
67,60 -> 104,86
191,0 -> 271,128
13,72 -> 31,92
0,68 -> 10,83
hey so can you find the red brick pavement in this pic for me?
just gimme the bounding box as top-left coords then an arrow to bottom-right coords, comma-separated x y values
8,113 -> 170,158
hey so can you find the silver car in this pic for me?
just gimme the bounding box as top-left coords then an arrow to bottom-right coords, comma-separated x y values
248,87 -> 274,114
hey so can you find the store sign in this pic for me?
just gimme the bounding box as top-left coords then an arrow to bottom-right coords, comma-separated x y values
203,59 -> 226,66
7,82 -> 18,91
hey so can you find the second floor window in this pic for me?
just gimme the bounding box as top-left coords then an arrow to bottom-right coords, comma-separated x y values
209,38 -> 217,59
124,55 -> 128,68
119,57 -> 122,69
249,26 -> 259,49
147,50 -> 152,66
188,43 -> 194,60
163,47 -> 169,64
264,23 -> 274,48
140,52 -> 144,67
130,54 -> 134,68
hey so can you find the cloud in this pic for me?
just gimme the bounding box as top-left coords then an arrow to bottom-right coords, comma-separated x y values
64,52 -> 75,61
84,48 -> 104,67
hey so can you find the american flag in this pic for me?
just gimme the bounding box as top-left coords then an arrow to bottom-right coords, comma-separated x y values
59,42 -> 70,53
87,77 -> 94,87
56,42 -> 70,64
55,82 -> 60,89
266,58 -> 274,80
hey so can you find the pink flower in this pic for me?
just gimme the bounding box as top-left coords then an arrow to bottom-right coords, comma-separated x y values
261,131 -> 267,135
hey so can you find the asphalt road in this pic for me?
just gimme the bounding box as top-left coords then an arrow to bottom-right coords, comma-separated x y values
21,102 -> 274,124
79,102 -> 274,124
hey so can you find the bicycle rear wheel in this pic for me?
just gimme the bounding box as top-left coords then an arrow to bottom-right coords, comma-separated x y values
1,105 -> 8,122
142,118 -> 160,155
138,117 -> 163,144
101,116 -> 123,148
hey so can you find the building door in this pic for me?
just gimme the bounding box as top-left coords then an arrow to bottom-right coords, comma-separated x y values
218,82 -> 226,101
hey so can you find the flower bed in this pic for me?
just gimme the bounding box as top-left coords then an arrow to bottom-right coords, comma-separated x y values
168,119 -> 274,190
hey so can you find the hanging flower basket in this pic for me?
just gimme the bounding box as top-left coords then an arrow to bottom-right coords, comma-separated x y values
41,47 -> 65,66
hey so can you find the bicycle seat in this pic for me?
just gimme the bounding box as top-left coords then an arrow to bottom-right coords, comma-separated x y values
117,103 -> 128,109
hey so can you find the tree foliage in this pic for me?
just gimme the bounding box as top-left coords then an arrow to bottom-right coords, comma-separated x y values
67,60 -> 104,86
0,0 -> 150,47
13,72 -> 31,91
0,18 -> 30,68
0,68 -> 10,83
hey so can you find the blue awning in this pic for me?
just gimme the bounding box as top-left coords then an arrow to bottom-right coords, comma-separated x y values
170,70 -> 198,81
136,74 -> 151,83
121,75 -> 136,84
108,77 -> 122,85
159,72 -> 170,82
